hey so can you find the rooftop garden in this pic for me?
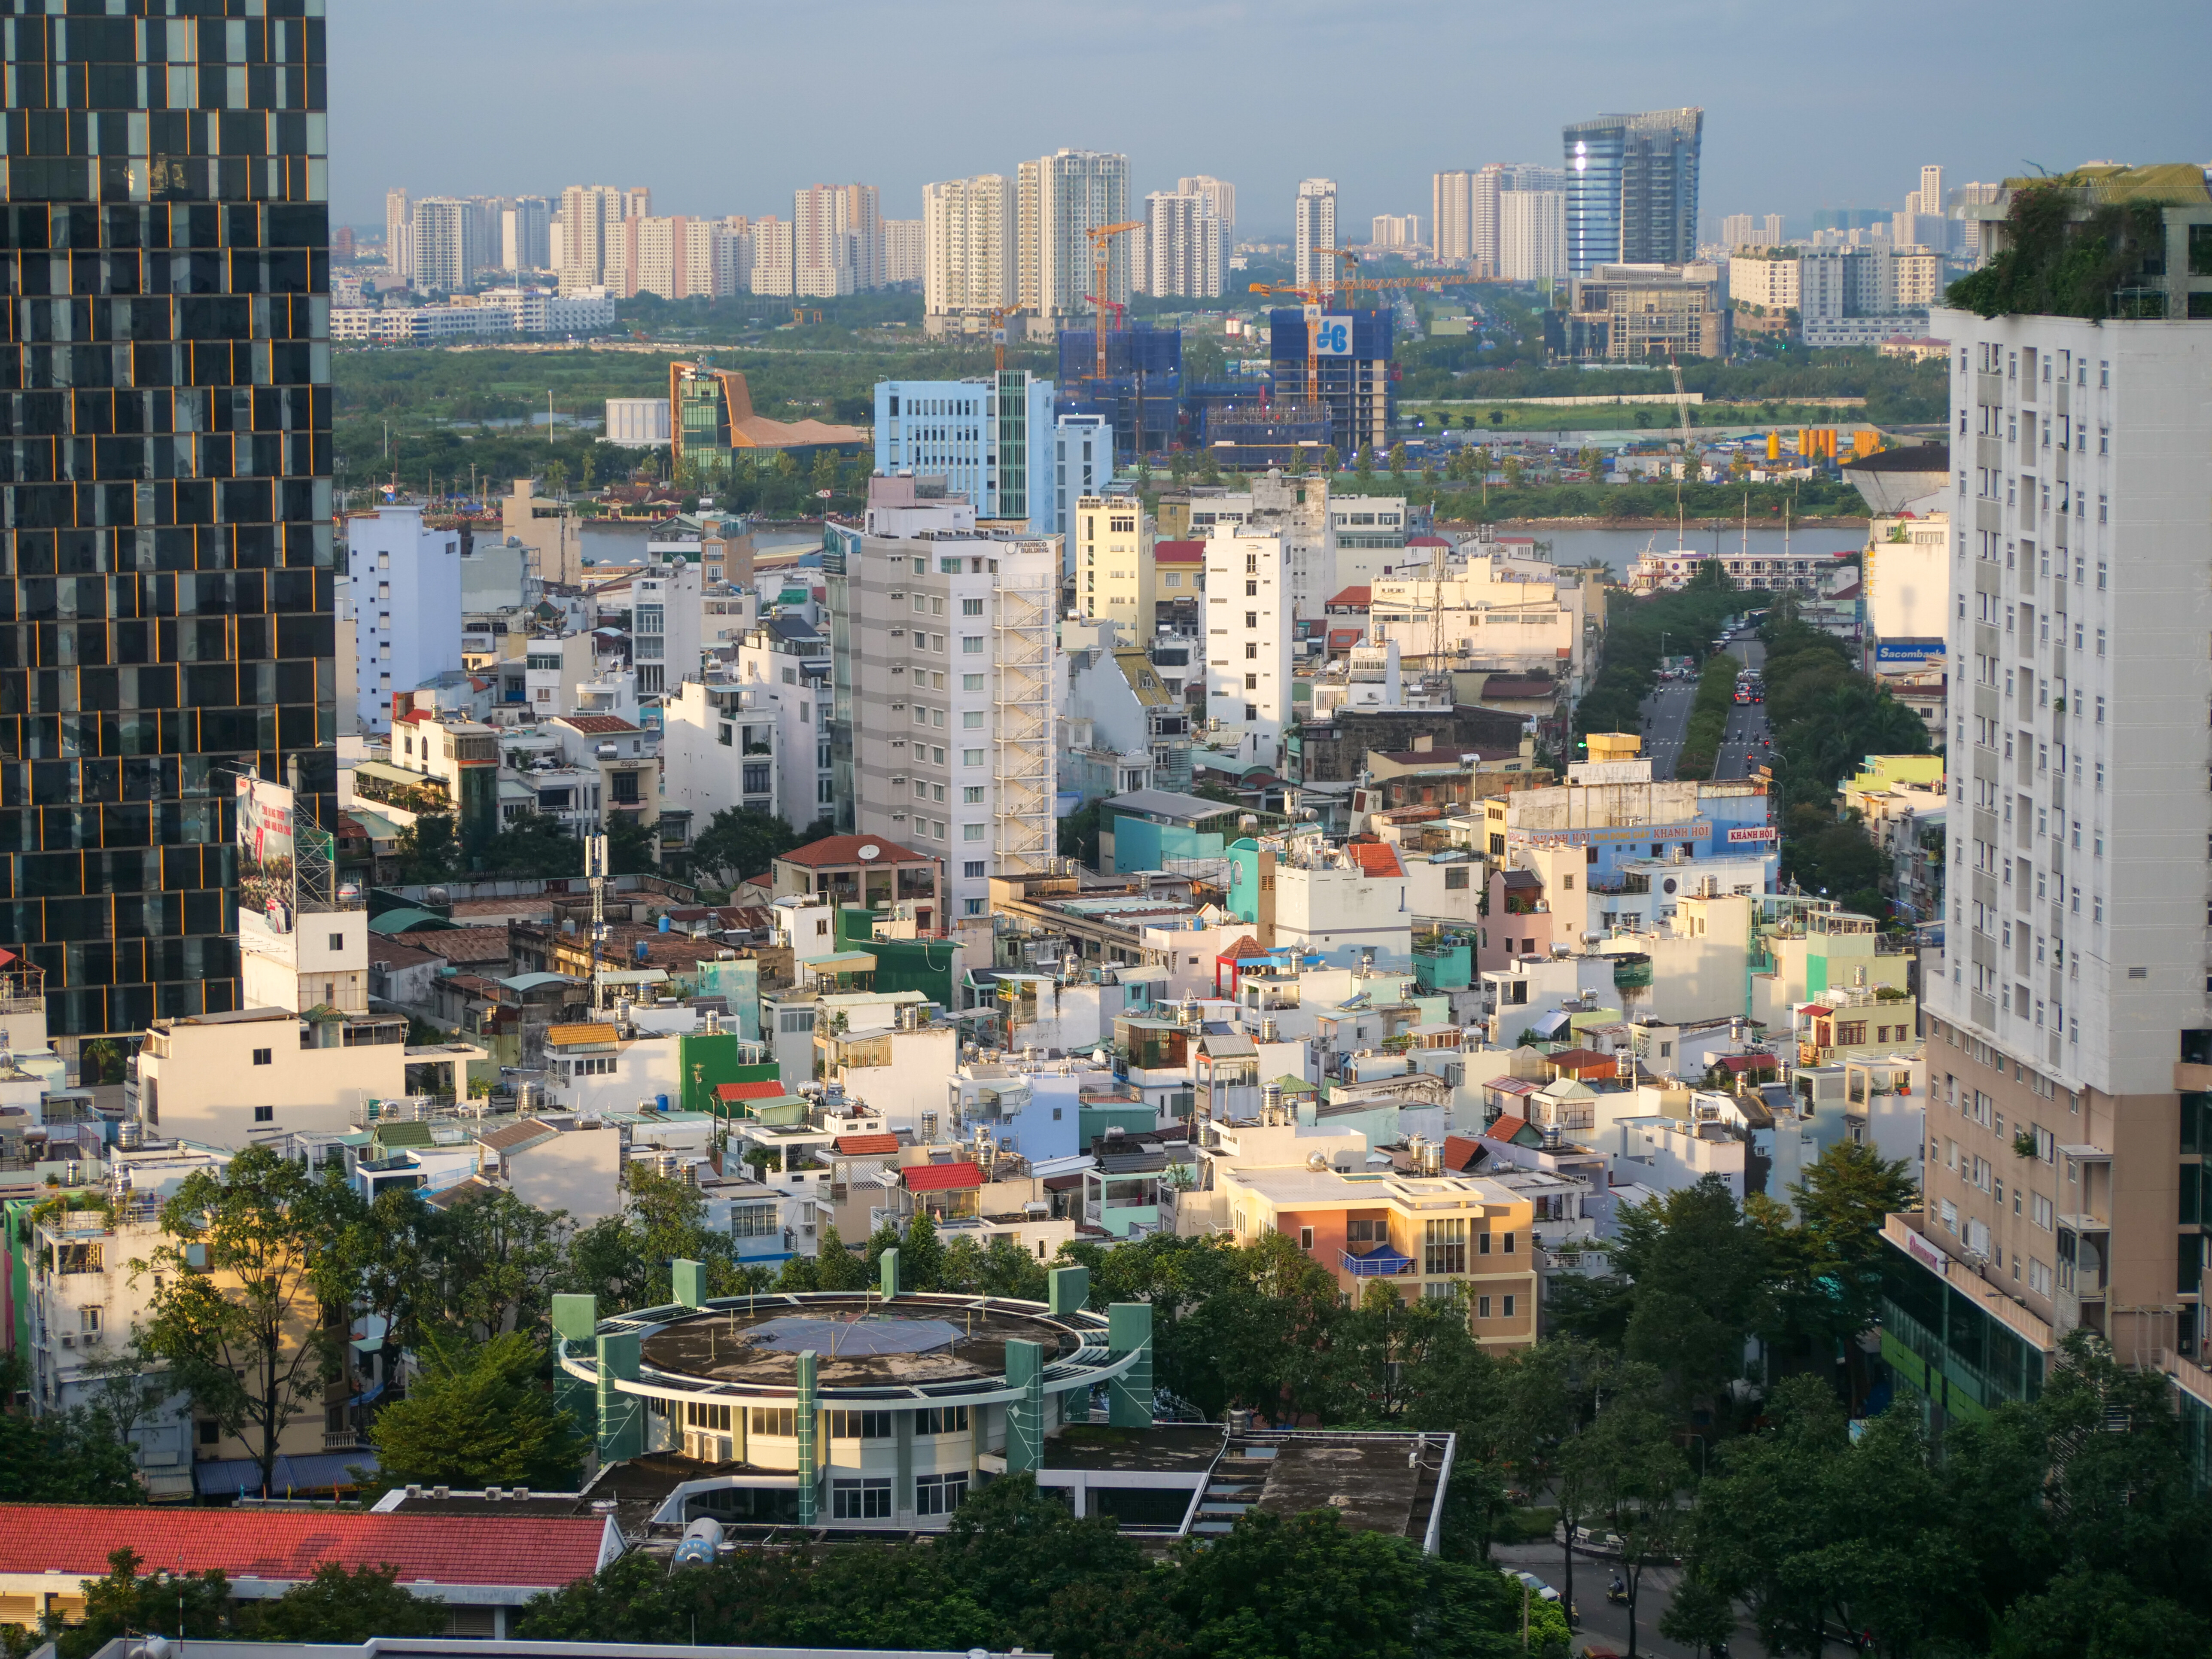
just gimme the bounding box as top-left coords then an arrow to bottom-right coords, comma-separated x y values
1945,180 -> 2181,320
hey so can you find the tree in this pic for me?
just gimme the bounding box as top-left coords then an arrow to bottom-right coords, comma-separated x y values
77,1339 -> 170,1452
133,1146 -> 350,1494
242,1565 -> 448,1644
478,811 -> 585,878
1658,1572 -> 1737,1659
1610,1176 -> 1772,1410
1354,443 -> 1376,480
605,812 -> 657,875
420,1184 -> 570,1341
367,1332 -> 586,1495
1058,800 -> 1102,868
50,1549 -> 232,1659
1568,1388 -> 1688,1657
1387,441 -> 1408,477
1320,444 -> 1339,475
0,1397 -> 141,1506
689,806 -> 798,886
395,811 -> 459,882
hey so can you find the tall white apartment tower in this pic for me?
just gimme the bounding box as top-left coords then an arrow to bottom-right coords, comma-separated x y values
557,185 -> 627,292
1205,527 -> 1293,768
1018,150 -> 1132,320
1178,176 -> 1237,248
502,195 -> 551,271
1498,190 -> 1567,283
409,197 -> 480,295
1143,191 -> 1224,298
1294,179 -> 1338,288
1433,171 -> 1476,264
1921,165 -> 1946,215
383,188 -> 411,279
347,505 -> 462,737
922,175 -> 1018,317
1908,201 -> 2212,1420
835,478 -> 1059,946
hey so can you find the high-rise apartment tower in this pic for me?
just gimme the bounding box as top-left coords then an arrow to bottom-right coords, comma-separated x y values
1294,179 -> 1338,288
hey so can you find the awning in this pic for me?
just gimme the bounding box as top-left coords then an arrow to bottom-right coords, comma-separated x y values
193,1450 -> 377,1498
1342,1245 -> 1415,1278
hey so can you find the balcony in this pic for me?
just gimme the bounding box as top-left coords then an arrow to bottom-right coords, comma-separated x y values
1341,1245 -> 1414,1278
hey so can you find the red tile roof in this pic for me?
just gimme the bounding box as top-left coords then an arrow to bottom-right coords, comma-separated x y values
777,834 -> 932,868
1406,535 -> 1451,548
1546,1047 -> 1617,1074
1485,1114 -> 1532,1143
1154,540 -> 1205,563
1217,935 -> 1267,960
1327,585 -> 1372,608
1800,1005 -> 1834,1018
0,1504 -> 616,1589
902,1160 -> 983,1191
1346,840 -> 1403,878
834,1132 -> 901,1156
713,1080 -> 788,1103
557,714 -> 642,735
1441,1133 -> 1486,1172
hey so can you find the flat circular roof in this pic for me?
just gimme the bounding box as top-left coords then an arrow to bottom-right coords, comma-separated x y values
567,1292 -> 1128,1402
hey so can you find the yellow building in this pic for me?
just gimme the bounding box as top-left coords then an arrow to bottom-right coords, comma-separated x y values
1074,494 -> 1155,640
1221,1166 -> 1538,1347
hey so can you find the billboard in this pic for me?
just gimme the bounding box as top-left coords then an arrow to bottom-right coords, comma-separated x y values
1310,314 -> 1353,356
237,776 -> 298,928
1874,637 -> 1947,670
1726,825 -> 1780,845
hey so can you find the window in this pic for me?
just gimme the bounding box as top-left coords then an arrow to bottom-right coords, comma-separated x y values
1501,1230 -> 1516,1254
1244,611 -> 1258,628
251,1047 -> 272,1066
961,636 -> 984,654
962,711 -> 983,729
963,786 -> 984,804
1298,1226 -> 1315,1249
1245,673 -> 1258,691
828,1410 -> 893,1440
961,598 -> 983,616
778,1009 -> 817,1034
748,1407 -> 798,1437
684,1401 -> 733,1431
915,1471 -> 969,1515
962,748 -> 983,766
1423,1218 -> 1467,1275
253,1105 -> 274,1123
963,897 -> 985,916
962,673 -> 984,691
962,823 -> 986,841
832,1478 -> 893,1519
1503,1294 -> 1517,1318
1346,1218 -> 1383,1242
730,1202 -> 777,1239
915,1405 -> 969,1436
1477,1295 -> 1492,1318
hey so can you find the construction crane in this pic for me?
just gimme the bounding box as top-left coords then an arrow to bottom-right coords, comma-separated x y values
1247,260 -> 1491,411
1666,348 -> 1695,471
1083,219 -> 1144,378
986,303 -> 1021,372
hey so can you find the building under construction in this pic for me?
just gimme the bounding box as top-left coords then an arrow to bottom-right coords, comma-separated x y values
1196,397 -> 1332,471
1268,305 -> 1396,459
1055,324 -> 1181,463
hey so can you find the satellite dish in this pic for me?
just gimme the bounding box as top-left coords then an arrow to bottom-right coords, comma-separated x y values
857,843 -> 882,861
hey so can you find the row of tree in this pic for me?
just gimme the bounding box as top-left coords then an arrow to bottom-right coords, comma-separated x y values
1572,563 -> 1750,741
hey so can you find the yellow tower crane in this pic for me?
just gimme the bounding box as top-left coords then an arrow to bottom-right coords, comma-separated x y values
1247,252 -> 1493,414
1083,220 -> 1145,379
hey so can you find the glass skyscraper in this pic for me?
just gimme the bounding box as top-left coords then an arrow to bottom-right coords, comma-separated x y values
1562,108 -> 1704,275
1,2 -> 334,1039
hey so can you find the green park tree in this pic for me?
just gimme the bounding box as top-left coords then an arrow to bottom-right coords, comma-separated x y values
366,1331 -> 587,1495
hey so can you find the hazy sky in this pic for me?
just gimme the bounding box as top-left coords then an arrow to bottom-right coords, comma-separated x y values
329,0 -> 2211,237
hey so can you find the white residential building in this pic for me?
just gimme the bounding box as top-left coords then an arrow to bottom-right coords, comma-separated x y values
1433,171 -> 1476,264
1178,176 -> 1236,248
555,184 -> 628,293
794,182 -> 882,296
924,175 -> 1017,318
1204,526 -> 1292,768
410,196 -> 483,294
1142,191 -> 1225,298
1370,214 -> 1420,250
1019,149 -> 1132,321
749,216 -> 795,298
347,504 -> 461,736
626,558 -> 704,697
1052,415 -> 1113,545
883,218 -> 924,286
1498,189 -> 1567,284
1294,178 -> 1338,289
501,195 -> 551,271
834,477 -> 1059,942
384,187 -> 411,279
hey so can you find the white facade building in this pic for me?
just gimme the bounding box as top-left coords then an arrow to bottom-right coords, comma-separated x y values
501,195 -> 551,271
883,218 -> 924,286
875,373 -> 1059,533
1498,189 -> 1567,284
1204,527 -> 1293,768
605,398 -> 672,447
1433,171 -> 1476,264
625,558 -> 704,698
1052,414 -> 1112,544
1143,192 -> 1225,298
347,504 -> 460,736
1178,176 -> 1236,248
923,176 -> 1017,318
1019,149 -> 1132,320
1294,178 -> 1337,289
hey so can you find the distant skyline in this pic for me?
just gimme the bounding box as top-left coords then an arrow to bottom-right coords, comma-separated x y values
329,0 -> 2209,238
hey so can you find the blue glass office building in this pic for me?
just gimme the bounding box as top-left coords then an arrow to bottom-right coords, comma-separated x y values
1563,108 -> 1703,275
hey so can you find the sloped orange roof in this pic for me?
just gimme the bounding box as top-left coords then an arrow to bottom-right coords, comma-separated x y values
1347,840 -> 1404,878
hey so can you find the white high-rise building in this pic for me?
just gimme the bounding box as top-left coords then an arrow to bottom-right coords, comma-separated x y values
1142,191 -> 1224,298
1018,149 -> 1132,320
750,217 -> 795,297
1762,213 -> 1784,246
409,197 -> 482,294
1920,165 -> 1945,216
922,175 -> 1017,317
1205,526 -> 1293,768
1433,171 -> 1476,264
1470,165 -> 1567,274
502,195 -> 551,271
712,216 -> 753,296
1178,175 -> 1237,248
832,478 -> 1059,944
623,216 -> 724,300
384,188 -> 411,279
1370,214 -> 1421,251
1721,213 -> 1755,250
348,505 -> 461,737
794,183 -> 883,297
1498,190 -> 1566,283
1294,178 -> 1338,288
1913,231 -> 2212,1409
884,219 -> 924,286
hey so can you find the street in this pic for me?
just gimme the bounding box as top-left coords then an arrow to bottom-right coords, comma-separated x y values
1637,638 -> 1771,782
1491,1539 -> 1770,1659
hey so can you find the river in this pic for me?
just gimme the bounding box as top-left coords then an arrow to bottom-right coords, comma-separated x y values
1483,524 -> 1867,581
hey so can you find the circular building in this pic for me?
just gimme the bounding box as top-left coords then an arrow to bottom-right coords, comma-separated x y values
554,1275 -> 1153,1532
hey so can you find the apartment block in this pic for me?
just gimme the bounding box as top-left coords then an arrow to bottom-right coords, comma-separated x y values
1019,150 -> 1132,320
1074,495 -> 1156,639
884,219 -> 924,286
827,479 -> 1058,943
1204,528 -> 1293,769
1433,171 -> 1476,264
1498,189 -> 1567,283
1901,185 -> 2212,1437
1177,176 -> 1237,248
347,506 -> 462,737
923,175 -> 1017,317
1143,192 -> 1226,298
1294,178 -> 1338,288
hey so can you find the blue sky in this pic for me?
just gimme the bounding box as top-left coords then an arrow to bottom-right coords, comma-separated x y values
329,0 -> 2211,237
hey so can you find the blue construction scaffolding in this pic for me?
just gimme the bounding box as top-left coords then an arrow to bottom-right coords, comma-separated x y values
1056,323 -> 1182,463
1268,305 -> 1397,458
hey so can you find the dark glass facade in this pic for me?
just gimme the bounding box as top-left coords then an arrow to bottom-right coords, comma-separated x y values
0,1 -> 334,1039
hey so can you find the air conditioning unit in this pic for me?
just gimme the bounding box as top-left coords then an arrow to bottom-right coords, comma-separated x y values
59,1333 -> 75,1349
82,1330 -> 103,1346
684,1431 -> 733,1464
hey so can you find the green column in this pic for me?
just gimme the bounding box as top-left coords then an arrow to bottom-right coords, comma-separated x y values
596,1331 -> 643,1461
672,1258 -> 707,1309
1005,1338 -> 1045,1474
1107,1302 -> 1154,1428
879,1245 -> 900,1300
550,1294 -> 599,1474
895,1409 -> 915,1519
1048,1263 -> 1089,1316
794,1349 -> 819,1526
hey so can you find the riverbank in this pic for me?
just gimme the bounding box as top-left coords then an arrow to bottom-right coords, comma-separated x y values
1455,516 -> 1870,531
